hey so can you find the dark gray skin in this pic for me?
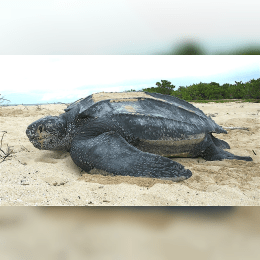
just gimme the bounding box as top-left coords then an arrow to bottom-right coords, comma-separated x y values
26,92 -> 252,182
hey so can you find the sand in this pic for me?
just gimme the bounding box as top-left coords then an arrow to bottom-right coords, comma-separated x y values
0,101 -> 259,205
0,207 -> 260,259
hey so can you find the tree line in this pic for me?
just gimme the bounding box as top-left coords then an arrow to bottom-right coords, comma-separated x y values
137,78 -> 260,101
161,41 -> 260,55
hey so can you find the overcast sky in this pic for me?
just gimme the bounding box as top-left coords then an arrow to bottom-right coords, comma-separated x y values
1,55 -> 259,105
0,0 -> 259,54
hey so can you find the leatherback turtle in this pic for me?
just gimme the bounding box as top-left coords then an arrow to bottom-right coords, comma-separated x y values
26,92 -> 252,181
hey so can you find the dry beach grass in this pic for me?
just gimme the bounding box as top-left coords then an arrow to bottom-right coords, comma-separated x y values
0,101 -> 259,206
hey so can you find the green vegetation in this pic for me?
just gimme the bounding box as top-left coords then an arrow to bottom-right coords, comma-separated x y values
143,80 -> 175,95
128,78 -> 260,103
188,99 -> 259,103
173,79 -> 260,101
163,41 -> 260,55
169,42 -> 206,55
216,46 -> 260,55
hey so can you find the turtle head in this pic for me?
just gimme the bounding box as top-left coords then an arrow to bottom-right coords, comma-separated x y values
26,115 -> 68,150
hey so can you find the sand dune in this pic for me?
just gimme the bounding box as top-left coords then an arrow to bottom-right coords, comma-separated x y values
0,101 -> 259,205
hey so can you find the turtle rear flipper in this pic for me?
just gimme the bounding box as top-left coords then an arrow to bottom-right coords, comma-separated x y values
201,134 -> 252,161
210,134 -> 230,149
70,131 -> 192,181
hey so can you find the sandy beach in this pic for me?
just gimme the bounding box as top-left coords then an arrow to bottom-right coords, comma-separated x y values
0,101 -> 259,205
0,207 -> 260,260
0,207 -> 260,259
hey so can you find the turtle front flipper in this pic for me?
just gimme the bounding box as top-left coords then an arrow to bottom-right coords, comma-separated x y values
70,131 -> 192,182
